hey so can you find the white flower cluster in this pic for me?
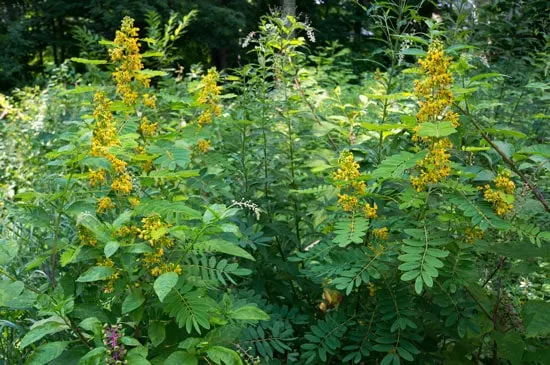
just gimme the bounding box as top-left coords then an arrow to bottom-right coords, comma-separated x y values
231,198 -> 261,220
241,31 -> 256,48
398,35 -> 413,66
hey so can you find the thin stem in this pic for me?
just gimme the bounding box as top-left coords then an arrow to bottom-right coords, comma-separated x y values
482,257 -> 506,287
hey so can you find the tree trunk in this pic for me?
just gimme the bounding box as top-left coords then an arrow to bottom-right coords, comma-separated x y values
282,0 -> 296,17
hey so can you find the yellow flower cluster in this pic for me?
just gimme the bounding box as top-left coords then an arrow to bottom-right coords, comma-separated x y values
138,215 -> 181,276
333,151 -> 378,219
96,258 -> 121,294
465,227 -> 484,244
139,116 -> 158,137
110,17 -> 150,106
89,168 -> 106,187
333,151 -> 360,182
372,227 -> 389,240
142,93 -> 157,109
196,68 -> 222,126
90,91 -> 132,196
410,138 -> 453,192
196,139 -> 211,153
368,282 -> 377,297
114,224 -> 140,239
91,92 -> 118,156
410,41 -> 457,192
483,170 -> 515,216
78,226 -> 97,247
97,197 -> 115,214
111,173 -> 133,194
337,194 -> 358,212
128,196 -> 141,207
318,288 -> 342,313
414,41 -> 459,132
494,170 -> 515,194
363,203 -> 378,219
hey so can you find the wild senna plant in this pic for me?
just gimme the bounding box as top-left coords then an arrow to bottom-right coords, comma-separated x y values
1,7 -> 550,365
0,16 -> 269,365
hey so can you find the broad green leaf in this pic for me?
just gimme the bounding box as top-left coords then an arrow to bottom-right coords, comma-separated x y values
77,213 -> 110,243
400,48 -> 426,56
400,270 -> 420,281
77,347 -> 105,365
206,346 -> 243,365
21,321 -> 69,349
122,337 -> 142,346
165,351 -> 198,365
125,354 -> 151,364
492,331 -> 524,365
122,292 -> 145,314
142,51 -> 164,58
469,72 -> 504,82
154,272 -> 179,302
137,69 -> 168,77
0,240 -> 19,265
25,341 -> 69,365
148,321 -> 166,347
517,144 -> 550,158
201,240 -> 255,261
104,241 -> 120,258
70,57 -> 108,65
0,280 -> 25,306
523,300 -> 550,338
417,121 -> 456,138
76,266 -> 116,282
229,306 -> 270,321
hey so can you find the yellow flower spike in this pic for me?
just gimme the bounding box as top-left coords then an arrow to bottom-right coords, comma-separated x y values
110,16 -> 148,106
96,258 -> 120,293
465,227 -> 484,244
111,173 -> 133,194
197,139 -> 211,153
97,197 -> 115,214
196,68 -> 222,126
107,154 -> 128,174
410,138 -> 453,191
139,116 -> 158,137
413,40 -> 459,141
368,282 -> 377,297
128,197 -> 140,207
337,194 -> 359,212
78,226 -> 97,247
197,109 -> 213,127
89,168 -> 107,187
143,93 -> 157,109
372,227 -> 389,240
363,203 -> 378,219
352,181 -> 366,195
333,151 -> 361,182
482,170 -> 515,216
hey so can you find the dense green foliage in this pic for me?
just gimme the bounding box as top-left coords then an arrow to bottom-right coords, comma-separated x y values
1,1 -> 550,364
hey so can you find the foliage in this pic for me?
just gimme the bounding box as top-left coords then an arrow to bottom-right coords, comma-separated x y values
2,1 -> 550,364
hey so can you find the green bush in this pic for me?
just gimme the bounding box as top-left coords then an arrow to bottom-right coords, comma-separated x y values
1,2 -> 549,364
